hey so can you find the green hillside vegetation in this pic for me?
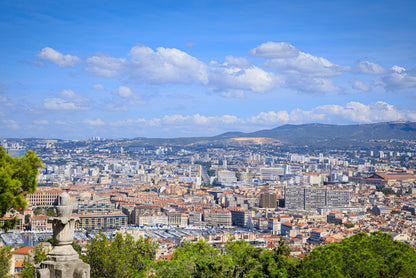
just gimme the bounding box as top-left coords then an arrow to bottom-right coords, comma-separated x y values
75,231 -> 416,277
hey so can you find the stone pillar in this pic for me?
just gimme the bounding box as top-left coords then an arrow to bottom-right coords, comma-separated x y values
35,193 -> 90,278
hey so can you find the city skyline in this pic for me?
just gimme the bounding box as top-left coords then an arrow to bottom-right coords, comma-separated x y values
1,0 -> 416,139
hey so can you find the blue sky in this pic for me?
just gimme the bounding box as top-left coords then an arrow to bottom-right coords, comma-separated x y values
1,0 -> 416,139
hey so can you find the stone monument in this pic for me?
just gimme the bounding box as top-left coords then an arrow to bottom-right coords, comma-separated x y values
35,193 -> 90,278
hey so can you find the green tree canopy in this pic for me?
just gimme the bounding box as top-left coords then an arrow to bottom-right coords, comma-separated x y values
85,232 -> 157,278
0,146 -> 43,229
300,231 -> 416,278
20,243 -> 48,278
155,239 -> 233,278
0,245 -> 12,277
154,237 -> 298,278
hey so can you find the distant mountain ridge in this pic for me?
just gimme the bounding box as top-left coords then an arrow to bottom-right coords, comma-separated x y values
207,121 -> 416,148
227,121 -> 416,140
8,121 -> 416,150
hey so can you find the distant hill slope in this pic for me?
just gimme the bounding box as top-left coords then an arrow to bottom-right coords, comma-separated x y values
213,121 -> 416,148
121,121 -> 416,149
248,122 -> 416,141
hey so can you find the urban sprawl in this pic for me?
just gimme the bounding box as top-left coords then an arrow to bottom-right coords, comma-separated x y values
2,137 -> 416,269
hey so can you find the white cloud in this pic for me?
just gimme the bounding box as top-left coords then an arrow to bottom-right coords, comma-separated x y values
249,42 -> 299,58
2,119 -> 19,129
376,66 -> 416,91
112,86 -> 145,105
92,84 -> 105,90
117,86 -> 133,98
289,101 -> 405,123
34,120 -> 49,125
44,98 -> 85,110
84,118 -> 105,126
265,51 -> 346,77
351,79 -> 370,92
357,61 -> 386,74
37,47 -> 82,67
218,89 -> 246,99
209,61 -> 283,94
82,43 -> 356,96
43,89 -> 89,111
127,45 -> 209,84
86,55 -> 126,78
58,89 -> 77,99
287,76 -> 340,93
0,96 -> 7,102
109,118 -> 146,126
391,65 -> 406,73
224,56 -> 252,67
247,111 -> 290,124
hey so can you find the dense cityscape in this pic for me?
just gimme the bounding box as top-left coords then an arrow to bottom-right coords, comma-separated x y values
2,133 -> 416,275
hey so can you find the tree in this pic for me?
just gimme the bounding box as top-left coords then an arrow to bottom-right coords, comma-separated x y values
0,245 -> 12,277
155,239 -> 233,278
155,237 -> 298,278
300,231 -> 416,278
0,146 -> 43,230
85,232 -> 157,278
20,243 -> 48,278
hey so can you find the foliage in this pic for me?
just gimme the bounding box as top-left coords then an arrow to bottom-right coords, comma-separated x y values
377,187 -> 400,197
33,208 -> 42,215
299,231 -> 416,278
0,245 -> 12,277
46,207 -> 56,217
155,239 -> 233,278
0,146 -> 43,230
85,232 -> 157,278
154,237 -> 298,278
20,243 -> 48,278
72,241 -> 83,257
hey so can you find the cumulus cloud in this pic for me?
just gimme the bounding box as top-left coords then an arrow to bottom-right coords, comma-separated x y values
289,101 -> 405,123
86,55 -> 126,78
375,66 -> 416,91
92,84 -> 105,90
249,42 -> 299,58
58,89 -> 78,99
246,111 -> 290,124
116,86 -> 133,98
112,86 -> 145,105
264,51 -> 347,77
43,89 -> 89,111
2,119 -> 19,129
86,45 -> 209,85
287,76 -> 340,93
109,118 -> 146,126
44,98 -> 84,110
351,79 -> 370,92
84,118 -> 105,126
208,61 -> 283,94
356,61 -> 386,74
224,56 -> 252,67
37,47 -> 82,67
34,120 -> 49,125
127,44 -> 209,84
38,42 -> 415,97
